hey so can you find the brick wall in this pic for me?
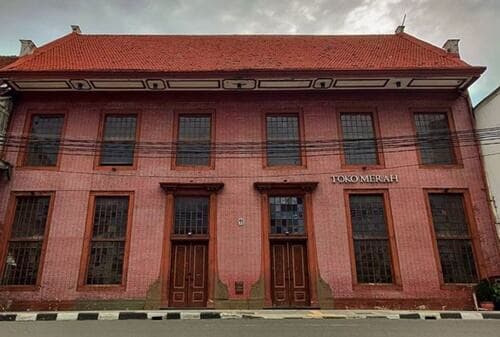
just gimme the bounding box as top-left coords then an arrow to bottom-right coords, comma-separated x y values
0,90 -> 498,310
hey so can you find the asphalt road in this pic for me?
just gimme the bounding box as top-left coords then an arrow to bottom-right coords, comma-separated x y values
0,319 -> 499,337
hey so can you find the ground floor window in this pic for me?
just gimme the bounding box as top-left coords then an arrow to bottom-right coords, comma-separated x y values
348,193 -> 394,284
82,194 -> 132,285
428,193 -> 478,283
1,195 -> 52,285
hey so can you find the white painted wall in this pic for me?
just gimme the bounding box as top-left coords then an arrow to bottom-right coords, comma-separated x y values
474,87 -> 500,237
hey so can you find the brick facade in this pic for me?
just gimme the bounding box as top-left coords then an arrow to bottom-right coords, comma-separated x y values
0,90 -> 499,311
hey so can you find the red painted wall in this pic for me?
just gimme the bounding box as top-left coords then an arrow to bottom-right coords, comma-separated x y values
0,90 -> 499,309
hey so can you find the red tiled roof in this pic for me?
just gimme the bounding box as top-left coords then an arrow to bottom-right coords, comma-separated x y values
0,32 -> 482,74
0,56 -> 18,69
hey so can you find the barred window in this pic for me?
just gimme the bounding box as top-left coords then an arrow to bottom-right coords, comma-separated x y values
100,115 -> 137,165
174,197 -> 209,235
86,196 -> 129,285
269,196 -> 305,234
24,115 -> 64,166
415,113 -> 455,165
429,193 -> 477,283
349,194 -> 393,283
1,196 -> 50,285
266,115 -> 301,166
176,115 -> 211,166
341,113 -> 378,165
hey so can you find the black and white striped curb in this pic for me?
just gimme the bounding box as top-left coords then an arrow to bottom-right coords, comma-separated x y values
0,310 -> 499,322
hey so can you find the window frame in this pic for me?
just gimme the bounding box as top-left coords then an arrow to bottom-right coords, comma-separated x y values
423,189 -> 484,287
262,109 -> 306,169
0,192 -> 55,291
411,108 -> 462,168
94,111 -> 140,170
77,191 -> 134,291
344,189 -> 401,288
337,107 -> 384,169
18,110 -> 67,170
172,110 -> 215,170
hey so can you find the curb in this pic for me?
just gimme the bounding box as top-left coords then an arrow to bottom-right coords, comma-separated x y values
0,311 -> 498,322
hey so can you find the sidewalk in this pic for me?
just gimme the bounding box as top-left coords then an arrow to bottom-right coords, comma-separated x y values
1,309 -> 499,322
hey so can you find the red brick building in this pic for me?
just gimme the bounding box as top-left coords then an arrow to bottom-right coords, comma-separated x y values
0,26 -> 498,311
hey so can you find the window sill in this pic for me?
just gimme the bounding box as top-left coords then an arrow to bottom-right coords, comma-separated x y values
76,284 -> 126,292
16,165 -> 59,171
440,283 -> 476,291
353,283 -> 403,291
418,163 -> 464,169
0,285 -> 40,291
264,164 -> 307,170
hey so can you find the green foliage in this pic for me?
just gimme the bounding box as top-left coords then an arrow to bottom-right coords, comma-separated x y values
475,278 -> 500,302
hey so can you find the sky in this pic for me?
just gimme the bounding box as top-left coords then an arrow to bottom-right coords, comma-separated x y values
0,0 -> 498,105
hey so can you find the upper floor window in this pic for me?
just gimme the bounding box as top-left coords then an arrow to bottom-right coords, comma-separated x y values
1,195 -> 51,286
266,115 -> 302,166
428,193 -> 477,283
349,193 -> 394,284
340,113 -> 379,165
414,113 -> 455,165
100,115 -> 137,166
176,115 -> 212,167
24,115 -> 64,167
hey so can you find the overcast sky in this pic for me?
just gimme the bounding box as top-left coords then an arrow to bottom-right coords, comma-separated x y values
0,0 -> 498,104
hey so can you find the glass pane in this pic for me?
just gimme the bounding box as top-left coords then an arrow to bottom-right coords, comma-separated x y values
11,196 -> 50,239
415,113 -> 455,165
437,240 -> 477,283
429,194 -> 469,238
174,197 -> 209,235
266,116 -> 301,166
92,197 -> 129,239
176,116 -> 211,166
269,196 -> 305,234
100,115 -> 137,165
24,115 -> 64,166
86,241 -> 125,285
341,113 -> 378,165
349,194 -> 388,239
354,239 -> 393,283
1,241 -> 43,285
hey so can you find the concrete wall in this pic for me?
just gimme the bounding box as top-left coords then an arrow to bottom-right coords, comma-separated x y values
474,88 -> 500,237
0,90 -> 499,310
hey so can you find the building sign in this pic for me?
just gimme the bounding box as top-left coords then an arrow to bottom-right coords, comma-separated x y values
331,174 -> 399,184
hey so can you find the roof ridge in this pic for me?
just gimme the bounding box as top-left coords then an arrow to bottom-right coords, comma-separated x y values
397,32 -> 470,67
2,32 -> 77,71
78,33 -> 397,38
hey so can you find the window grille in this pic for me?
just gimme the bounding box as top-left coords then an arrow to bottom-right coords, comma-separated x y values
176,116 -> 211,166
86,196 -> 129,285
349,194 -> 393,283
266,115 -> 301,166
415,113 -> 455,165
269,196 -> 305,234
341,113 -> 378,165
100,115 -> 137,165
24,115 -> 64,166
174,197 -> 209,235
1,196 -> 50,285
429,193 -> 477,283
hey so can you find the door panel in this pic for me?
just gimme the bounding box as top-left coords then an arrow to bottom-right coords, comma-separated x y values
169,242 -> 208,307
270,241 -> 310,307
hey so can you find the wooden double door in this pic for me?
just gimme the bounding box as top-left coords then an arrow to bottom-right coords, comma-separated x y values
169,241 -> 208,308
270,240 -> 310,307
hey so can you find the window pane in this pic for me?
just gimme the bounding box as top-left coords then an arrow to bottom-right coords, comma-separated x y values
176,116 -> 211,166
86,196 -> 129,285
269,196 -> 305,234
100,115 -> 137,165
429,193 -> 477,283
341,113 -> 378,165
349,194 -> 393,283
86,241 -> 125,285
266,116 -> 301,166
1,196 -> 50,285
92,197 -> 129,239
174,197 -> 209,235
24,115 -> 63,166
415,113 -> 455,165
